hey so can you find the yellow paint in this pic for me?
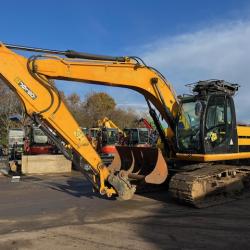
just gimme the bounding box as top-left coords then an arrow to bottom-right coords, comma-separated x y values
237,125 -> 250,146
98,117 -> 123,134
237,125 -> 250,136
176,152 -> 250,161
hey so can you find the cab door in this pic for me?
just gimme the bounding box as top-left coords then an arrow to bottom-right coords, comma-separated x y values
203,94 -> 238,154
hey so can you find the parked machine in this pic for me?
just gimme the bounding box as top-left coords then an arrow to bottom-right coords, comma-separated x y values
88,127 -> 118,152
8,128 -> 24,160
97,117 -> 123,133
138,118 -> 154,131
0,43 -> 250,207
98,117 -> 151,147
24,125 -> 57,154
123,127 -> 150,146
97,117 -> 120,154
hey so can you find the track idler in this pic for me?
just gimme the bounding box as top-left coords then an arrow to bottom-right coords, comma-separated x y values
108,146 -> 168,185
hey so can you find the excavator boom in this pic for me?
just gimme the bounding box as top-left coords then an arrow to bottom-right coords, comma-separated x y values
0,43 -> 176,199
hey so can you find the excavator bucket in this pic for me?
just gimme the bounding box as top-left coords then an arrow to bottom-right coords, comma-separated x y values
108,146 -> 168,184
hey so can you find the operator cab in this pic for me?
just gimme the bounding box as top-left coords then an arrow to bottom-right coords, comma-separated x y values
123,128 -> 150,145
102,128 -> 119,146
176,80 -> 239,154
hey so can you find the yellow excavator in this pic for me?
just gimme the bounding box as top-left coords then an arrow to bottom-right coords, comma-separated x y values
0,42 -> 250,207
97,117 -> 123,133
90,117 -> 120,163
98,117 -> 150,147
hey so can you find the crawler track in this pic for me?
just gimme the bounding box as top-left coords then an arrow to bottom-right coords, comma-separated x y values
169,164 -> 250,208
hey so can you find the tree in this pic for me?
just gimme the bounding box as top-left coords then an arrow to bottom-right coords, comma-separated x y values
0,79 -> 25,145
66,93 -> 81,114
63,91 -> 140,128
83,92 -> 116,127
110,108 -> 138,129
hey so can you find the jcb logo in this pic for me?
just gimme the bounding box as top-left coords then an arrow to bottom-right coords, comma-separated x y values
74,128 -> 89,146
17,79 -> 37,100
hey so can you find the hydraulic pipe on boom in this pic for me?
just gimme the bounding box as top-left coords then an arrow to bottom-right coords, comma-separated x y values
5,43 -> 127,62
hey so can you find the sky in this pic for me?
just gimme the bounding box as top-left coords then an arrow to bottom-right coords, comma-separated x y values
1,0 -> 250,121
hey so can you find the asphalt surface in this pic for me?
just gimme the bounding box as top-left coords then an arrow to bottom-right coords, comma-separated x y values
0,171 -> 250,249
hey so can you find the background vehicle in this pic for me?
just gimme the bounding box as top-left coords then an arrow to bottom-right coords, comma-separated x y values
0,43 -> 250,207
123,128 -> 150,146
8,128 -> 24,160
89,127 -> 118,151
138,118 -> 154,131
97,117 -> 123,134
24,125 -> 57,154
96,117 -> 120,155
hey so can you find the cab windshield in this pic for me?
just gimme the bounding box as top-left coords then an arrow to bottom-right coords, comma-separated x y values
138,129 -> 149,144
102,128 -> 118,145
176,101 -> 202,152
